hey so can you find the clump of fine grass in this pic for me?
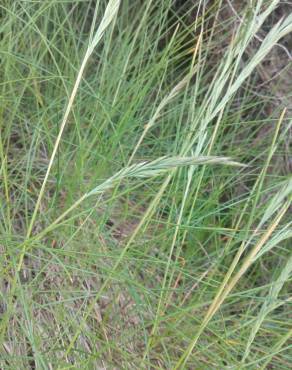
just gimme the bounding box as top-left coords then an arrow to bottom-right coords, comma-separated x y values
0,0 -> 291,369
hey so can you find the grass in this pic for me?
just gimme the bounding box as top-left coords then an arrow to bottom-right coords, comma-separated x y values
0,0 -> 291,368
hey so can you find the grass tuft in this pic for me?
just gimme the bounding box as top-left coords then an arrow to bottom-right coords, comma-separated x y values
0,0 -> 291,368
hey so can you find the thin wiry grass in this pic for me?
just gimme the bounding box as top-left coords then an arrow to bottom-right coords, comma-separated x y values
27,0 -> 121,238
1,0 -> 121,347
0,0 -> 291,369
243,254 -> 292,362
